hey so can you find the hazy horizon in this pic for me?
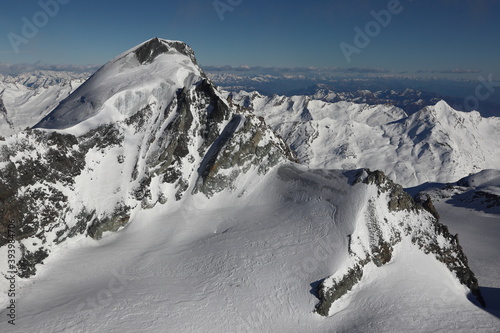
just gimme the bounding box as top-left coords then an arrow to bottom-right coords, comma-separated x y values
1,1 -> 499,80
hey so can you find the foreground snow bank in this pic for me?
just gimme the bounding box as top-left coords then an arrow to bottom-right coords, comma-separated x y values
1,164 -> 494,332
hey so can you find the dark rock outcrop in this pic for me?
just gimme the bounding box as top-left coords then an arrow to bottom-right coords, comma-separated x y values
134,37 -> 170,65
316,265 -> 363,316
315,169 -> 485,316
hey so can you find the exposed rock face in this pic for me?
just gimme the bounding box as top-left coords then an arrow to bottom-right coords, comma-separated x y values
0,38 -> 294,278
415,193 -> 440,220
0,96 -> 13,135
413,218 -> 484,308
86,204 -> 131,240
135,37 -> 171,65
0,126 -> 124,276
315,169 -> 485,316
361,169 -> 418,212
315,265 -> 363,316
196,112 -> 295,196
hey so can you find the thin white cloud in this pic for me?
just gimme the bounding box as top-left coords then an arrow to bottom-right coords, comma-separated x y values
204,65 -> 390,75
416,68 -> 482,74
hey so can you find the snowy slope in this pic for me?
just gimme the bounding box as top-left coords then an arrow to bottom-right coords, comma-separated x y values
228,91 -> 500,187
0,165 -> 497,332
413,169 -> 500,216
410,169 -> 500,326
0,71 -> 88,137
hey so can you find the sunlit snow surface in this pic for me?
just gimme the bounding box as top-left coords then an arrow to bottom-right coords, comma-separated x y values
1,165 -> 498,332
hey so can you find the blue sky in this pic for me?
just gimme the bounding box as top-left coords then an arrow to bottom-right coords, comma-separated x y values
0,0 -> 499,78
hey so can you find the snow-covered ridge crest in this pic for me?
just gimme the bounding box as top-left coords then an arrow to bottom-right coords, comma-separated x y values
34,38 -> 203,132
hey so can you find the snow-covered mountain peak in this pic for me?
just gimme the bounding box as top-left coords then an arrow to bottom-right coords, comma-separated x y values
1,38 -> 295,279
133,37 -> 199,66
404,99 -> 486,143
434,99 -> 454,111
409,100 -> 448,122
34,38 -> 204,132
412,99 -> 483,126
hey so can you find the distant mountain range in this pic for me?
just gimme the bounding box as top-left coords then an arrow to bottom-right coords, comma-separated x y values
0,71 -> 88,137
208,72 -> 500,117
226,90 -> 500,187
